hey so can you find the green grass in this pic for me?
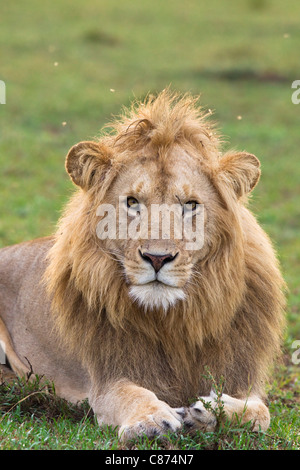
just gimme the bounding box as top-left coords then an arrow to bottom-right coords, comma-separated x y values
0,369 -> 299,450
0,0 -> 300,450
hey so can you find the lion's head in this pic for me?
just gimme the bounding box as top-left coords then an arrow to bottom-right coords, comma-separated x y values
45,90 -> 261,350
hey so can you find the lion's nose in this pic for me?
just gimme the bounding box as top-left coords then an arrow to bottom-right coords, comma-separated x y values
139,251 -> 178,273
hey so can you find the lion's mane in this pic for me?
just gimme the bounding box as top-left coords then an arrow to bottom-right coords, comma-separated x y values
44,91 -> 285,406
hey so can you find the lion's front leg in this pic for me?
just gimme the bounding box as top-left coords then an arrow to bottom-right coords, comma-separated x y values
184,392 -> 270,432
90,379 -> 183,441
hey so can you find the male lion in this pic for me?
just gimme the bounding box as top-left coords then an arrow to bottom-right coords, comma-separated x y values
0,91 -> 285,440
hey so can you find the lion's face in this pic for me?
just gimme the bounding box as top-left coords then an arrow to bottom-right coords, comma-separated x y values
99,145 -> 220,311
65,92 -> 260,313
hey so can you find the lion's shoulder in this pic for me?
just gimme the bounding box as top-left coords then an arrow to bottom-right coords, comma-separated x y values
0,236 -> 54,287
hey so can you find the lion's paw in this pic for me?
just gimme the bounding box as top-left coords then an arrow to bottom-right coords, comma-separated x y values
118,402 -> 183,441
179,392 -> 218,432
183,391 -> 270,432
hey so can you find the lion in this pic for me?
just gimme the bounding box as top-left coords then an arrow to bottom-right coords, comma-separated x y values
0,90 -> 285,440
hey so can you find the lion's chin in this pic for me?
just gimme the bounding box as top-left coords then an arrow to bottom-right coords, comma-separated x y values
129,282 -> 186,312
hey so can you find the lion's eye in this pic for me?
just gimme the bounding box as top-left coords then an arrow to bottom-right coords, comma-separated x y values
127,196 -> 139,208
184,201 -> 198,211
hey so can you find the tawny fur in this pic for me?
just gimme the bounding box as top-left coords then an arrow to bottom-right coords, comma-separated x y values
44,90 -> 285,404
0,90 -> 286,437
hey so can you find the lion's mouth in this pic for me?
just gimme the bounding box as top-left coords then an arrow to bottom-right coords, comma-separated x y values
137,279 -> 174,287
133,273 -> 182,289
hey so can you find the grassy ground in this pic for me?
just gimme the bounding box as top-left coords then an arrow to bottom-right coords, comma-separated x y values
0,0 -> 299,450
0,369 -> 298,450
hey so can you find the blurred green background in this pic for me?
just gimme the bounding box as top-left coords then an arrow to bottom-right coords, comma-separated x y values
0,0 -> 299,342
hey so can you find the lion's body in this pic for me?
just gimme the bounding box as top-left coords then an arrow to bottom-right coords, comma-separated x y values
0,238 -> 90,402
0,91 -> 285,438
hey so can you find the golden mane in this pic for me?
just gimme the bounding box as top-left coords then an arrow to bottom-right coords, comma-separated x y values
44,90 -> 285,404
103,89 -> 221,163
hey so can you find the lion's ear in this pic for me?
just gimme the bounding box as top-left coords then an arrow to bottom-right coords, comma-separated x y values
65,141 -> 112,190
218,152 -> 261,198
